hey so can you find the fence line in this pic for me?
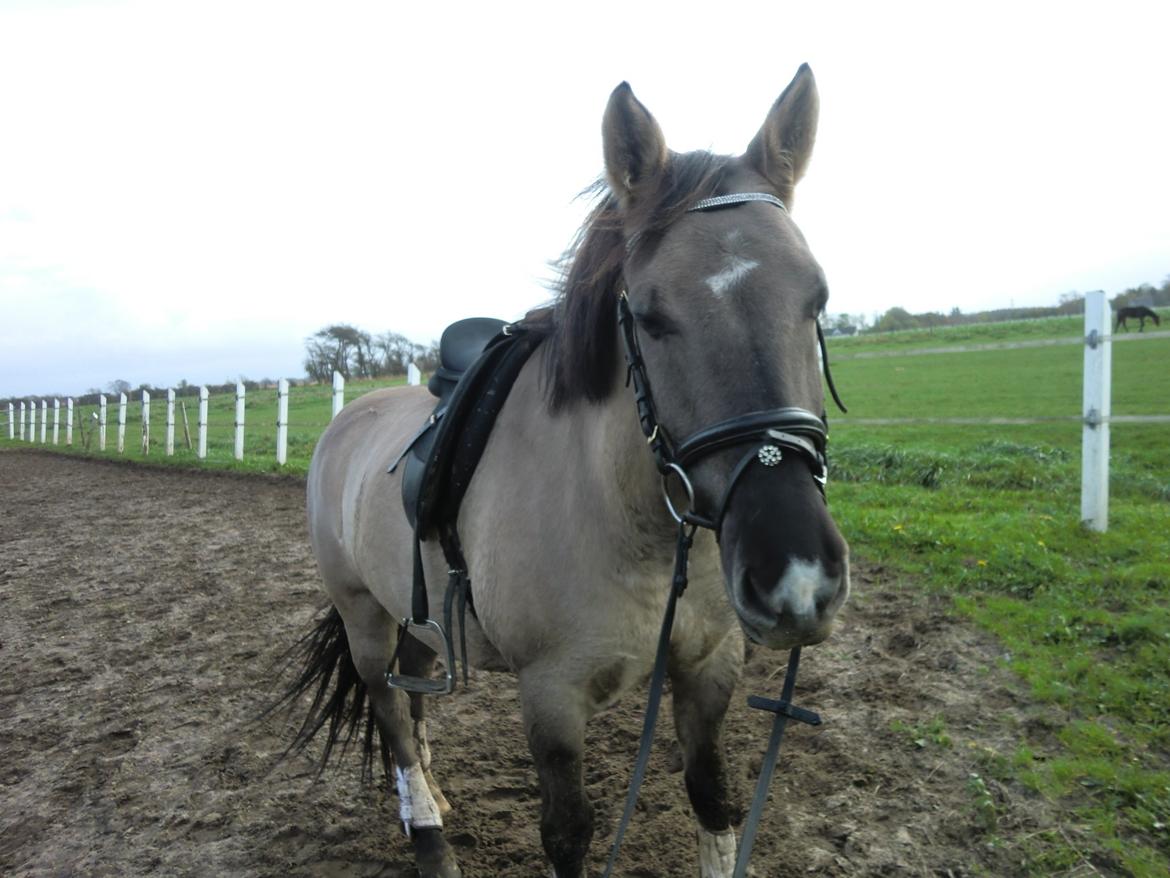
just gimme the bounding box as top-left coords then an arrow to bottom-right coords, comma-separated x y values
0,367 -> 423,465
830,328 -> 1170,361
829,291 -> 1166,532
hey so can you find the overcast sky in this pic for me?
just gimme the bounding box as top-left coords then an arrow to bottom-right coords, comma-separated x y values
2,0 -> 1167,399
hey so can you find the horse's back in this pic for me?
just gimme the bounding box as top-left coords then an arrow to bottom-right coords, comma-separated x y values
307,385 -> 434,585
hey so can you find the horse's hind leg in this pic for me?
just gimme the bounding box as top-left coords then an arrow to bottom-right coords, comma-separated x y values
519,671 -> 593,878
332,591 -> 461,878
671,631 -> 744,878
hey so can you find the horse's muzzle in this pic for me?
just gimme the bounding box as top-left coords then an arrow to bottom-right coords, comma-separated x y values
729,555 -> 850,648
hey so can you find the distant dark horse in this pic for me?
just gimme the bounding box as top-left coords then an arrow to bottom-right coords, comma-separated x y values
1115,306 -> 1161,332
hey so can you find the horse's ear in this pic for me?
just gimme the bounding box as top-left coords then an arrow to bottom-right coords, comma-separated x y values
602,82 -> 668,205
746,64 -> 819,206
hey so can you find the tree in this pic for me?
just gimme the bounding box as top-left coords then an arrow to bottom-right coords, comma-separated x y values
107,379 -> 131,395
304,324 -> 372,381
872,307 -> 918,333
374,331 -> 424,375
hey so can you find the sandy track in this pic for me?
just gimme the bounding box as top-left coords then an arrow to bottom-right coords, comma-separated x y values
0,451 -> 1057,877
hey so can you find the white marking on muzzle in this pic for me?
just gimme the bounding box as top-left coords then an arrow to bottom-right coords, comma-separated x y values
396,763 -> 443,833
705,254 -> 758,298
774,557 -> 835,622
697,825 -> 738,877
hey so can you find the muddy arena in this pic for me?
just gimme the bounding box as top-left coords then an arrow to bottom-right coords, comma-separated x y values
1,452 -> 1061,877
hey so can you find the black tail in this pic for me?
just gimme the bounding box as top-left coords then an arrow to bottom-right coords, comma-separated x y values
267,606 -> 390,781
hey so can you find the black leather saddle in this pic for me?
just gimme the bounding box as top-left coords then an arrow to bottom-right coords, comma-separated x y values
386,316 -> 540,693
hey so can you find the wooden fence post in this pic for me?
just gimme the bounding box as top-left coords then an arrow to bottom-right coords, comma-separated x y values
40,400 -> 47,443
198,387 -> 209,459
1081,290 -> 1112,532
234,381 -> 245,461
7,402 -> 12,439
332,371 -> 345,419
117,392 -> 127,454
277,379 -> 289,465
166,390 -> 175,456
99,395 -> 107,450
53,399 -> 60,445
66,399 -> 74,446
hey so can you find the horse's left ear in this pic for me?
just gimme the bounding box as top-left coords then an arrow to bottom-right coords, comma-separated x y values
746,64 -> 819,206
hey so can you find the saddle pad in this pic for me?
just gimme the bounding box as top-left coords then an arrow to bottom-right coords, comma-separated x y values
401,326 -> 541,536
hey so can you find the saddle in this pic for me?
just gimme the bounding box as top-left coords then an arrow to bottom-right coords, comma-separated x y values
387,316 -> 540,693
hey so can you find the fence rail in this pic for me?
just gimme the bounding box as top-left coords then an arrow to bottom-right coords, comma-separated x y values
1,368 -> 421,464
831,329 -> 1170,361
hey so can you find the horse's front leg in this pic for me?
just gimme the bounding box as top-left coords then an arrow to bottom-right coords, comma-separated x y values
671,629 -> 745,878
520,670 -> 593,878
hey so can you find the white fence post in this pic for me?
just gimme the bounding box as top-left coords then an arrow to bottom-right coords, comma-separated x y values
66,398 -> 74,446
28,401 -> 35,443
141,390 -> 151,454
1081,290 -> 1112,532
99,395 -> 107,450
234,381 -> 245,460
332,371 -> 345,419
166,389 -> 175,456
19,401 -> 25,440
53,399 -> 60,445
117,392 -> 127,454
277,379 -> 290,465
39,400 -> 47,443
198,386 -> 209,459
6,402 -> 12,439
407,362 -> 421,386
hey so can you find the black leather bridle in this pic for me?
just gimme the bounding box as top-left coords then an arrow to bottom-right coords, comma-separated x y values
604,191 -> 847,878
616,191 -> 846,534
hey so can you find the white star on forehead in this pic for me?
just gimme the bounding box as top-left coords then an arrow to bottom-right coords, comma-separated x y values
705,253 -> 759,298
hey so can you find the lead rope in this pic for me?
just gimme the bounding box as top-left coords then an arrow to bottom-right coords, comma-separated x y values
602,521 -> 695,878
733,647 -> 822,877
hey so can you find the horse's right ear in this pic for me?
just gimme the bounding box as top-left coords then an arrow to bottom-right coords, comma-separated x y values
603,82 -> 668,205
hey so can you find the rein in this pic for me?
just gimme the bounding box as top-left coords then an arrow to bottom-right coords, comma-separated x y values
603,191 -> 843,878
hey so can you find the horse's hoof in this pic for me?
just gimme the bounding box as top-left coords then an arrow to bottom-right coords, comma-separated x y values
412,827 -> 461,878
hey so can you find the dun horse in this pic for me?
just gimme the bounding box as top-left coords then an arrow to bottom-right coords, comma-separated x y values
284,65 -> 849,877
1115,305 -> 1161,332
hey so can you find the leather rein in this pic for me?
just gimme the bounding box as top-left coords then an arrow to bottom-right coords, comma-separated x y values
603,191 -> 847,878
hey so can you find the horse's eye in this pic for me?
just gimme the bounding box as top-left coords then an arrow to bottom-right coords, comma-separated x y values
634,309 -> 678,340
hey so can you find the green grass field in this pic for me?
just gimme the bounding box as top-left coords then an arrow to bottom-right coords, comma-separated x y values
3,310 -> 1168,872
826,312 -> 1170,875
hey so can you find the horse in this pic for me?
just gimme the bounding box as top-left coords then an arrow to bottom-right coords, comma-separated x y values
1115,305 -> 1162,332
284,64 -> 850,878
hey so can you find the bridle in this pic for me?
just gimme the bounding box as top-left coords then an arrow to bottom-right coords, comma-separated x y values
604,191 -> 847,878
617,191 -> 847,533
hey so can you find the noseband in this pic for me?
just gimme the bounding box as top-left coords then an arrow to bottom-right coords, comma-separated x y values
617,191 -> 847,534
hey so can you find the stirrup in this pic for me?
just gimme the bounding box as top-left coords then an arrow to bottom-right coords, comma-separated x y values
386,618 -> 457,695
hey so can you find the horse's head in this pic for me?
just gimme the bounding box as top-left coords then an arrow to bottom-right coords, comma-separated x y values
602,66 -> 849,649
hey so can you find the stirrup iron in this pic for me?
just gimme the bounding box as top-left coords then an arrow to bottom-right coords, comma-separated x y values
386,618 -> 457,695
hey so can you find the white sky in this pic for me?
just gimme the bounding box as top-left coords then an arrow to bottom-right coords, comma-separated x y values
2,0 -> 1168,398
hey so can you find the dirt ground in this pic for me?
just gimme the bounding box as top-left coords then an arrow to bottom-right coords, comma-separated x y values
0,451 -> 1066,877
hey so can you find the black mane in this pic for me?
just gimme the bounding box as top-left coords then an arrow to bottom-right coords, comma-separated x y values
525,151 -> 733,409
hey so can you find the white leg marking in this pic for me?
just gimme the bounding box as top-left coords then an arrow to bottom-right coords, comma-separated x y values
396,763 -> 443,833
705,254 -> 759,298
413,719 -> 452,814
697,825 -> 738,878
